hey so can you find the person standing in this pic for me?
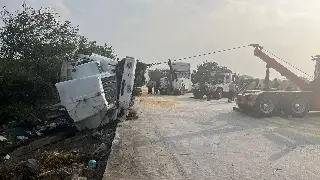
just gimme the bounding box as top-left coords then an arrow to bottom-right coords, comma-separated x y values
228,82 -> 235,102
147,80 -> 154,94
154,79 -> 160,94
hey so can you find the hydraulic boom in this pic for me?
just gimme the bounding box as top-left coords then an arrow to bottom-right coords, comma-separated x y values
249,44 -> 311,91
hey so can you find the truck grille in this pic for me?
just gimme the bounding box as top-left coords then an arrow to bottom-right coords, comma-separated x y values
101,76 -> 117,104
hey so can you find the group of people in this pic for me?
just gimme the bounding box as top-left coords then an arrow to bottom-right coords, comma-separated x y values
146,80 -> 160,94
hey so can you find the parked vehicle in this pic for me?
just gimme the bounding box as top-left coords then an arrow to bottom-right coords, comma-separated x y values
159,62 -> 192,95
192,73 -> 238,99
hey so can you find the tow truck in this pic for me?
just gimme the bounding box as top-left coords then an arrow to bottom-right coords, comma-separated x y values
235,44 -> 320,117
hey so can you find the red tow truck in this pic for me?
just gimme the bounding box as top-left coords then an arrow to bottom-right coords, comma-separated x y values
235,44 -> 320,117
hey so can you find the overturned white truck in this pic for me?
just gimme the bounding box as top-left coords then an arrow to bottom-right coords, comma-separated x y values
56,54 -> 137,130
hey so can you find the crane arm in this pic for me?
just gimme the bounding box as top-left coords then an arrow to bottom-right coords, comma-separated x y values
249,44 -> 311,91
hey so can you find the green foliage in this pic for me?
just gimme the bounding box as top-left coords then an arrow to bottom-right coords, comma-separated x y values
0,4 -> 80,83
77,36 -> 115,59
134,61 -> 147,87
191,61 -> 232,84
237,75 -> 254,88
148,69 -> 169,82
0,3 -> 117,125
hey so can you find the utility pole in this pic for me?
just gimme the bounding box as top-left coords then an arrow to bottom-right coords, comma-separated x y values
311,55 -> 320,92
264,64 -> 270,90
312,55 -> 320,80
167,59 -> 173,94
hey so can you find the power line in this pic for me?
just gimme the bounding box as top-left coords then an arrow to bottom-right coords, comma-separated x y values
146,45 -> 249,67
262,48 -> 313,79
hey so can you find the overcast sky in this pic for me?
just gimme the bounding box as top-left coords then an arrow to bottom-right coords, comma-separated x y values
1,0 -> 320,79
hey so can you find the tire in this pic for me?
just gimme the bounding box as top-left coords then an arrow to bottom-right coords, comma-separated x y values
193,92 -> 204,99
160,89 -> 166,95
254,96 -> 278,117
284,98 -> 309,118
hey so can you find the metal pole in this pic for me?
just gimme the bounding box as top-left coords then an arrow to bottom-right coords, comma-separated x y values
265,64 -> 270,90
167,59 -> 173,94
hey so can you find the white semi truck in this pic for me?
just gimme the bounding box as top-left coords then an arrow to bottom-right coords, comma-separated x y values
192,73 -> 238,99
159,62 -> 192,95
56,54 -> 137,130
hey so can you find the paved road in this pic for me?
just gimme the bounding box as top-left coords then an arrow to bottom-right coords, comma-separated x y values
104,94 -> 320,180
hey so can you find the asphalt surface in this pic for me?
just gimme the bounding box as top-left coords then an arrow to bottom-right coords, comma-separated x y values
104,94 -> 320,180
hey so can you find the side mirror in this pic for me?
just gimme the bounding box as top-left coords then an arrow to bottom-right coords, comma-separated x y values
72,69 -> 76,72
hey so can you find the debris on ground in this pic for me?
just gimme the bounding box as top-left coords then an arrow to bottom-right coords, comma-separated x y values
0,136 -> 7,142
136,96 -> 176,108
4,154 -> 10,160
126,108 -> 139,120
88,160 -> 96,168
17,136 -> 28,141
0,104 -> 122,180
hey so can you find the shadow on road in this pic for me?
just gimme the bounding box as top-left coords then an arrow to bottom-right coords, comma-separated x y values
215,111 -> 320,161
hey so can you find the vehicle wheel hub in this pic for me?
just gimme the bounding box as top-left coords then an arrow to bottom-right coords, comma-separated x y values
292,99 -> 306,114
259,100 -> 274,114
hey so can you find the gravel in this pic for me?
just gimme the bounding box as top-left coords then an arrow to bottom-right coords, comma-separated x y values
105,94 -> 320,180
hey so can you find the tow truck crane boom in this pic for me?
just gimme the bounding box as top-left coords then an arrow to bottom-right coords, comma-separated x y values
236,44 -> 318,118
249,44 -> 311,91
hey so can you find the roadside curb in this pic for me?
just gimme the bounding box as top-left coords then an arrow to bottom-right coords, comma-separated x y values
102,121 -> 123,180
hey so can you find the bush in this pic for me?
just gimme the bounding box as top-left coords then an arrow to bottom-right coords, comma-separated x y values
0,63 -> 58,125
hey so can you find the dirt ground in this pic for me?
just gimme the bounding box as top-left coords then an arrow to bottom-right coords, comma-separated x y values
0,116 -> 118,180
105,93 -> 320,180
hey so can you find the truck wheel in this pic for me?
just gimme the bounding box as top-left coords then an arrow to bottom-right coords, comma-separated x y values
255,97 -> 278,117
160,89 -> 166,95
285,98 -> 309,118
194,93 -> 203,99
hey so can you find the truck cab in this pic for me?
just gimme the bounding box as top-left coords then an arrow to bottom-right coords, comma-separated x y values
56,55 -> 136,130
214,73 -> 238,96
172,78 -> 192,95
159,77 -> 169,95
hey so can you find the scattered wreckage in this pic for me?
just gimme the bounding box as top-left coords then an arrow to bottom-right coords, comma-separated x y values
0,53 -> 139,179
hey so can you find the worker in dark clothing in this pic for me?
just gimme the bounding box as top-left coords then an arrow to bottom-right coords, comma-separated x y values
147,80 -> 154,94
228,82 -> 235,102
199,77 -> 206,99
154,80 -> 160,94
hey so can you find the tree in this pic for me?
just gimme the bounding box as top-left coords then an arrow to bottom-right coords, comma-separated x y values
148,69 -> 169,83
134,61 -> 147,87
0,3 -> 118,125
237,75 -> 254,88
191,61 -> 232,84
77,36 -> 115,59
272,78 -> 280,89
0,4 -> 81,84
